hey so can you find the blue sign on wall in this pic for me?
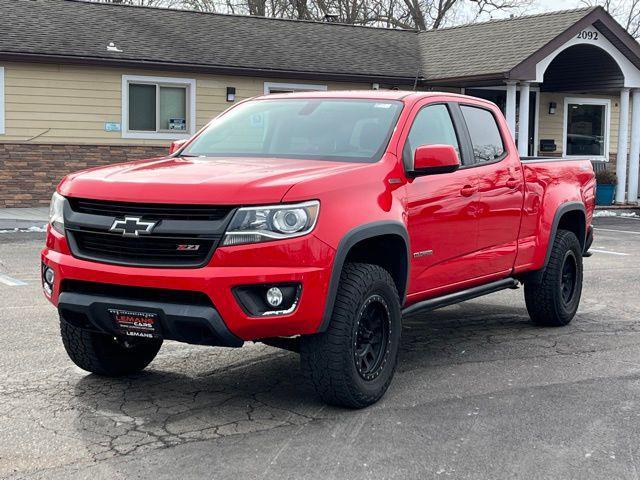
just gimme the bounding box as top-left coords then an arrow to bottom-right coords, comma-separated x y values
105,122 -> 121,132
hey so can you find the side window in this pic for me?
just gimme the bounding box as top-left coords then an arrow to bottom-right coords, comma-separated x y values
403,104 -> 460,170
460,105 -> 505,164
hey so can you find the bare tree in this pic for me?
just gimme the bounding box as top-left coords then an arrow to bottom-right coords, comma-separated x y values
581,0 -> 640,38
90,0 -> 179,6
85,0 -> 531,29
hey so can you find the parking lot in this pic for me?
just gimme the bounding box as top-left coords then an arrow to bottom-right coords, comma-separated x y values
1,215 -> 640,479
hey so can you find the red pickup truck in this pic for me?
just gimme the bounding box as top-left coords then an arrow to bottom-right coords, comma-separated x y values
42,91 -> 595,408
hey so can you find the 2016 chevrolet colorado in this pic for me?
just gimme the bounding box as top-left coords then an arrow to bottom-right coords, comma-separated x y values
42,91 -> 595,408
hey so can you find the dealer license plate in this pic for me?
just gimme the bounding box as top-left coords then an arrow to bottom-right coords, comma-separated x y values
108,308 -> 161,339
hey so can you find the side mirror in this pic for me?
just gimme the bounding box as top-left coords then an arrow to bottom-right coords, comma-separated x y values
169,139 -> 188,155
411,144 -> 461,176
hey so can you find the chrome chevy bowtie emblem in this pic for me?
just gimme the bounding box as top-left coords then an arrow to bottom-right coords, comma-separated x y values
109,216 -> 157,237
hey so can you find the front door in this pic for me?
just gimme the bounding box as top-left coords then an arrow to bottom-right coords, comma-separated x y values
401,102 -> 481,300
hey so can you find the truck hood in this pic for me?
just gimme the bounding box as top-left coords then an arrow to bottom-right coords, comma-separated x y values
59,156 -> 368,205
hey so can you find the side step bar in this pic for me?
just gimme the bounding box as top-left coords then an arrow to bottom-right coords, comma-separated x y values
402,278 -> 519,316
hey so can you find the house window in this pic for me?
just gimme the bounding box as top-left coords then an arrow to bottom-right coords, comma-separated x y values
263,82 -> 327,94
122,75 -> 196,139
0,66 -> 4,135
563,97 -> 610,160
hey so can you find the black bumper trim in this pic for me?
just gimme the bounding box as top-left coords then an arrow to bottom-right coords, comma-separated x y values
584,224 -> 594,254
57,292 -> 243,348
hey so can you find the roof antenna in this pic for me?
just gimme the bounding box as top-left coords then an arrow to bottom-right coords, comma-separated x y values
412,66 -> 421,91
413,31 -> 421,91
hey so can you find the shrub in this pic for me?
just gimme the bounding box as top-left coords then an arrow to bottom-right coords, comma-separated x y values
596,170 -> 617,185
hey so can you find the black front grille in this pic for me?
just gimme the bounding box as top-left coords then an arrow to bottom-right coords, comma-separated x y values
68,198 -> 232,221
68,231 -> 218,267
65,198 -> 234,268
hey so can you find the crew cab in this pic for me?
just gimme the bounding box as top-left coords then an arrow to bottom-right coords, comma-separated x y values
42,91 -> 595,408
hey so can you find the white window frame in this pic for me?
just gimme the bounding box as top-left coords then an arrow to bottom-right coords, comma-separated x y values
562,97 -> 611,161
121,75 -> 196,140
0,67 -> 5,135
465,85 -> 541,156
263,82 -> 327,95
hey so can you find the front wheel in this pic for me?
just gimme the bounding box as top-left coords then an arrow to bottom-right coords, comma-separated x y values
300,263 -> 402,408
60,317 -> 162,376
524,229 -> 583,327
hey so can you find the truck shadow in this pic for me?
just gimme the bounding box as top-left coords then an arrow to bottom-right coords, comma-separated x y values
70,301 -> 561,457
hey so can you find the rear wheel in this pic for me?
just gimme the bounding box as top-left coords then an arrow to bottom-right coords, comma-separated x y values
60,317 -> 162,376
300,263 -> 401,408
524,229 -> 583,327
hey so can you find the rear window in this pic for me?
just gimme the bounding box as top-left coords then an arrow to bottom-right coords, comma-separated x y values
182,98 -> 403,163
460,105 -> 505,164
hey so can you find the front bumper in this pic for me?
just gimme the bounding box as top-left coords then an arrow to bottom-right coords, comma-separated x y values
58,291 -> 244,347
42,226 -> 335,341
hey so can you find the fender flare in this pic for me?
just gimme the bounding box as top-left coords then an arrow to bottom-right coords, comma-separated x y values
542,201 -> 587,269
318,221 -> 410,332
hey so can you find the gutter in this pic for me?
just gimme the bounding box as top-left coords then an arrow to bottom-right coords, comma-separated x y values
0,51 -> 419,85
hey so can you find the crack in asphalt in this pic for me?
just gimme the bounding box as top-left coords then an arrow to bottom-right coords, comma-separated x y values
4,307 -> 640,478
2,226 -> 640,479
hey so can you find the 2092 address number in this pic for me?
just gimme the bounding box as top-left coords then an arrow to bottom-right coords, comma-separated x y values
577,30 -> 598,40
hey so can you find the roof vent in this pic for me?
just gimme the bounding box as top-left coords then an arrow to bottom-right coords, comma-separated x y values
107,42 -> 123,53
323,12 -> 340,22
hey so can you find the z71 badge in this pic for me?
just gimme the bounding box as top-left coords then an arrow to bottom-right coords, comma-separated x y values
177,244 -> 200,251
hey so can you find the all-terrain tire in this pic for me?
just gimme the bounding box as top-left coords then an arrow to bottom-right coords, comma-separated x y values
524,229 -> 583,327
60,317 -> 162,376
300,263 -> 402,408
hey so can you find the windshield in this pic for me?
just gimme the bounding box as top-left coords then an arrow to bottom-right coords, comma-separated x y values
181,98 -> 403,163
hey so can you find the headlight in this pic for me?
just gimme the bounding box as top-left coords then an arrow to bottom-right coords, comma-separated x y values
222,201 -> 319,246
49,192 -> 65,236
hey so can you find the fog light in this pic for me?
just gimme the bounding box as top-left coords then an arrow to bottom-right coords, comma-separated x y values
266,287 -> 283,307
42,265 -> 54,296
233,283 -> 301,316
44,268 -> 55,286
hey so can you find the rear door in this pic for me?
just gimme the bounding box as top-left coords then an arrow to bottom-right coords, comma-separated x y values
401,100 -> 481,299
457,103 -> 525,277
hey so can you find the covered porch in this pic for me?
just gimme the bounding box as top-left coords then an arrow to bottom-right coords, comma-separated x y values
422,7 -> 640,204
467,34 -> 640,204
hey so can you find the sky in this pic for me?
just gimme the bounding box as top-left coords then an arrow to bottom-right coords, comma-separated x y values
530,0 -> 584,12
463,0 -> 588,25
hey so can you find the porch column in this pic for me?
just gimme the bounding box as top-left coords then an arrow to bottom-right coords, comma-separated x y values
505,82 -> 517,140
518,82 -> 530,157
616,88 -> 630,203
627,89 -> 640,204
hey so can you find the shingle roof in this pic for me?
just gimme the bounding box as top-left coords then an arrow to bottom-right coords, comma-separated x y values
417,7 -> 596,81
1,0 -> 418,81
0,1 -> 631,84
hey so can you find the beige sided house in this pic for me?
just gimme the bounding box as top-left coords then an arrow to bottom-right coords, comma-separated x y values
2,1 -> 640,206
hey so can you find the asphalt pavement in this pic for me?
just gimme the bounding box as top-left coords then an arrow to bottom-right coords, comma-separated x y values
1,216 -> 640,479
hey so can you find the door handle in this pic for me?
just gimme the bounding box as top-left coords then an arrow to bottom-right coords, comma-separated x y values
460,185 -> 476,197
506,178 -> 520,189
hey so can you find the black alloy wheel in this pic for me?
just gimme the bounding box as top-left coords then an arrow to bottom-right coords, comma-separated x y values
300,262 -> 402,408
354,295 -> 391,381
561,251 -> 578,305
524,229 -> 583,327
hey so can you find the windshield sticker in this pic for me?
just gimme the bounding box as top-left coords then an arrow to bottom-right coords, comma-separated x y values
374,103 -> 393,109
250,113 -> 264,127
